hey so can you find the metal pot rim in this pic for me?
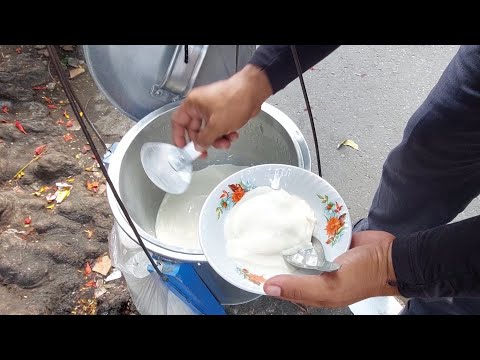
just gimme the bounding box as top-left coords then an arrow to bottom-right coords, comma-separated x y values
107,102 -> 311,262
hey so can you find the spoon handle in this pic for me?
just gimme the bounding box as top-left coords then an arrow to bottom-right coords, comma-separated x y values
183,142 -> 203,161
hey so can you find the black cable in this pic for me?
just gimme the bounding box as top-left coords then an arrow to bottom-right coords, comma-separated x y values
290,45 -> 322,177
47,45 -> 169,283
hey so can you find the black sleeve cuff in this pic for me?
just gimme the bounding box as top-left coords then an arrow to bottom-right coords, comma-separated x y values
392,215 -> 480,298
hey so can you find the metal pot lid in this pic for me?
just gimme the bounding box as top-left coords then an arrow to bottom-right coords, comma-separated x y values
83,45 -> 256,122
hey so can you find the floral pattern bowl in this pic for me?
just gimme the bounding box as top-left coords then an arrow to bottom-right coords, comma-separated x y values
198,164 -> 352,295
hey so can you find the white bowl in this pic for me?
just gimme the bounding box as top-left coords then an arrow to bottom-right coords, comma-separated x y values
198,164 -> 352,295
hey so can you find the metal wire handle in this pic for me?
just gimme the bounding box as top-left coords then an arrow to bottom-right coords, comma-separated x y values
290,45 -> 322,177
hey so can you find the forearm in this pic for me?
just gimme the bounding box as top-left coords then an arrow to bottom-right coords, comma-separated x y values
248,45 -> 340,93
392,215 -> 480,298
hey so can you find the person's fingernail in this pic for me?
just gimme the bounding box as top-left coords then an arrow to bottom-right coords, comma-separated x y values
230,133 -> 239,142
264,285 -> 281,297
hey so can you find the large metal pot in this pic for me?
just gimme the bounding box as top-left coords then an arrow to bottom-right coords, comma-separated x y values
107,101 -> 311,262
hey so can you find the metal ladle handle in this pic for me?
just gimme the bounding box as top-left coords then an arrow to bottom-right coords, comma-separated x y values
183,141 -> 203,161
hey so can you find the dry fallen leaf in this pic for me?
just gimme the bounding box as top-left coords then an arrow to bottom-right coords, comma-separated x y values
66,120 -> 74,128
66,177 -> 75,183
69,67 -> 85,79
34,145 -> 47,156
92,255 -> 112,276
32,185 -> 50,196
64,133 -> 74,142
84,262 -> 92,276
337,139 -> 359,150
14,170 -> 25,180
15,120 -> 27,134
86,180 -> 99,192
84,162 -> 100,172
84,229 -> 94,239
13,155 -> 42,180
46,204 -> 55,210
85,280 -> 96,288
1,105 -> 8,114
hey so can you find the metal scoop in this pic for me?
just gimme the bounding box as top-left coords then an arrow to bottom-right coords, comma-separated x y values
283,236 -> 342,273
141,141 -> 202,194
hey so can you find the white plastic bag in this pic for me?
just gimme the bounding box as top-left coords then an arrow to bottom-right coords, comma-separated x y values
108,221 -> 195,315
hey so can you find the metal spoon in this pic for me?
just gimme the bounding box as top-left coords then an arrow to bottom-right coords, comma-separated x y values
141,141 -> 202,195
283,236 -> 342,273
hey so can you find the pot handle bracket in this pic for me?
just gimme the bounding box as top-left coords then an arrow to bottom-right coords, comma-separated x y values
150,45 -> 209,103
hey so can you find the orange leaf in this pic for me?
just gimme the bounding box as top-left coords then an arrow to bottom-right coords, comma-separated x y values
66,120 -> 73,128
24,216 -> 32,225
84,262 -> 92,275
34,145 -> 47,156
1,105 -> 9,114
64,133 -> 74,142
86,180 -> 99,192
47,104 -> 58,109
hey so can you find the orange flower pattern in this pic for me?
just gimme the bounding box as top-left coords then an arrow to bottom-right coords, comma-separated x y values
318,194 -> 347,246
237,268 -> 266,286
216,180 -> 254,219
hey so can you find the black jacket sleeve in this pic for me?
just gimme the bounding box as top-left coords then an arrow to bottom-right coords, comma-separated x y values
392,215 -> 480,298
248,45 -> 340,94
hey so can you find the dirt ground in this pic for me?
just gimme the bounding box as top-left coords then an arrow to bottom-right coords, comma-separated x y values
0,44 -> 139,314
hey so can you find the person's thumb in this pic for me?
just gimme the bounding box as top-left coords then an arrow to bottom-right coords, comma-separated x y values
195,121 -> 226,150
263,274 -> 321,302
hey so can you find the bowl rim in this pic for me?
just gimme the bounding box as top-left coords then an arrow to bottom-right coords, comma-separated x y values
198,163 -> 353,294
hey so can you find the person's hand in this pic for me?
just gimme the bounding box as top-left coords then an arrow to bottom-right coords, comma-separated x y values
263,231 -> 400,308
171,64 -> 273,153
